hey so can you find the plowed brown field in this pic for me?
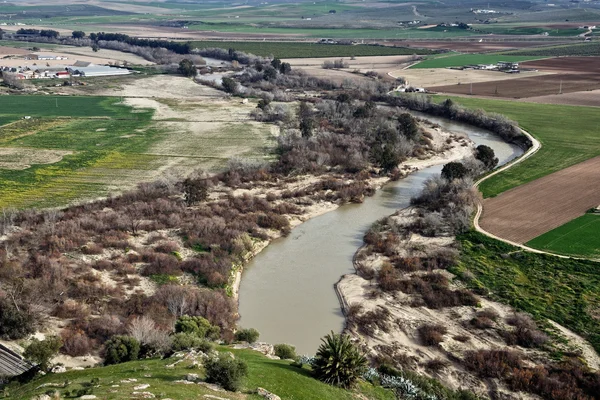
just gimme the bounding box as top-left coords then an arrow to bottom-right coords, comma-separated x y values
429,57 -> 600,99
480,156 -> 600,243
429,73 -> 600,98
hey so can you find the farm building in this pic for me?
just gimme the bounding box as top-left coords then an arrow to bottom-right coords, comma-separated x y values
497,61 -> 519,70
67,65 -> 131,77
0,343 -> 34,377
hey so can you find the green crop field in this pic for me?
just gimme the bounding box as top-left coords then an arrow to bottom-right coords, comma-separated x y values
433,97 -> 600,198
0,96 -> 132,123
454,231 -> 600,354
0,97 -> 160,209
0,93 -> 276,209
526,213 -> 600,258
7,347 -> 394,400
411,54 -> 541,69
192,41 -> 438,58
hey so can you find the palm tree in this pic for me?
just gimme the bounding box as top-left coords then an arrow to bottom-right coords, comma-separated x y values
312,331 -> 367,388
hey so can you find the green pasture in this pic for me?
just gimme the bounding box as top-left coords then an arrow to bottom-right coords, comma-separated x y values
411,54 -> 541,69
433,97 -> 600,198
526,213 -> 600,258
455,231 -> 600,354
0,96 -> 132,123
7,347 -> 394,400
192,41 -> 437,58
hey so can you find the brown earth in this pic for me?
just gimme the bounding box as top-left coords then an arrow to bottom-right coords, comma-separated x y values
382,39 -> 572,53
0,46 -> 29,56
519,89 -> 600,107
479,156 -> 600,243
429,73 -> 600,98
429,57 -> 600,99
520,57 -> 600,74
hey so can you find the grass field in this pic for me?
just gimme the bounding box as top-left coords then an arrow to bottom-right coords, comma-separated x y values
0,91 -> 277,209
7,347 -> 394,400
526,213 -> 600,258
454,231 -> 600,354
433,97 -> 600,198
0,96 -> 131,124
411,54 -> 541,69
191,41 -> 438,58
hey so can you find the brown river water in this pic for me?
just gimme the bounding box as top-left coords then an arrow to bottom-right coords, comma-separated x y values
239,113 -> 524,355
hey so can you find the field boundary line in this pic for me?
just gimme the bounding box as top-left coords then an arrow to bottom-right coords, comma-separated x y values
471,127 -> 564,256
473,129 -> 599,261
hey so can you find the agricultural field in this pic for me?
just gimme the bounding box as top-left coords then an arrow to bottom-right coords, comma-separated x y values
410,54 -> 541,69
526,212 -> 600,258
0,77 -> 277,209
432,97 -> 600,198
479,156 -> 600,243
505,41 -> 600,57
191,41 -> 438,58
454,231 -> 600,354
428,56 -> 600,98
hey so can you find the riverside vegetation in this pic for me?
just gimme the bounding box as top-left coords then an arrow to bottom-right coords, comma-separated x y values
1,37 -> 596,399
341,129 -> 600,399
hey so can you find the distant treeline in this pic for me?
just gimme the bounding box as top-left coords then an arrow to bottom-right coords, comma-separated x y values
14,29 -> 192,55
89,32 -> 192,55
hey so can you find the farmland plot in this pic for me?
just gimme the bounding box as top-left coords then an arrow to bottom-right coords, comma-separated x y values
479,156 -> 600,244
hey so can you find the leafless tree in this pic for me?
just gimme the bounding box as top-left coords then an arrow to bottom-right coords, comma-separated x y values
2,72 -> 25,89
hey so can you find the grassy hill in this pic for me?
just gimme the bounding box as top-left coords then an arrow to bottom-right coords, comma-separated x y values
4,347 -> 394,400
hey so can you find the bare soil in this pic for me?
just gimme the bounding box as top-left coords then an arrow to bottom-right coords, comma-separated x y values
520,57 -> 600,74
480,156 -> 600,243
518,89 -> 600,107
389,68 -> 548,88
430,57 -> 600,98
429,73 -> 600,98
382,40 -> 571,53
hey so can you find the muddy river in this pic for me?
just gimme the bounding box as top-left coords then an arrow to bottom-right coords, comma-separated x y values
239,114 -> 524,355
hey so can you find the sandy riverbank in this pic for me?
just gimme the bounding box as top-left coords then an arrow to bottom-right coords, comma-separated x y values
229,116 -> 475,304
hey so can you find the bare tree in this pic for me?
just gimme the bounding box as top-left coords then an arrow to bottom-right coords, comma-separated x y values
127,315 -> 172,352
2,72 -> 25,89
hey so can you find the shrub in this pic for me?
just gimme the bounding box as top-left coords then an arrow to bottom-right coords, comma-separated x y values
205,353 -> 248,392
424,358 -> 449,373
23,336 -> 62,371
312,331 -> 367,388
60,328 -> 93,357
441,162 -> 468,181
475,144 -> 498,170
175,315 -> 220,341
418,324 -> 447,346
274,344 -> 296,360
0,298 -> 37,340
171,332 -> 213,353
103,335 -> 140,365
234,328 -> 260,343
463,349 -> 521,378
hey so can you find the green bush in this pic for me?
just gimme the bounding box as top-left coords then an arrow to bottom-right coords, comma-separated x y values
204,353 -> 248,392
234,328 -> 259,344
312,331 -> 367,388
274,344 -> 296,360
171,332 -> 214,353
0,298 -> 36,340
175,316 -> 220,341
103,335 -> 140,365
23,336 -> 62,371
